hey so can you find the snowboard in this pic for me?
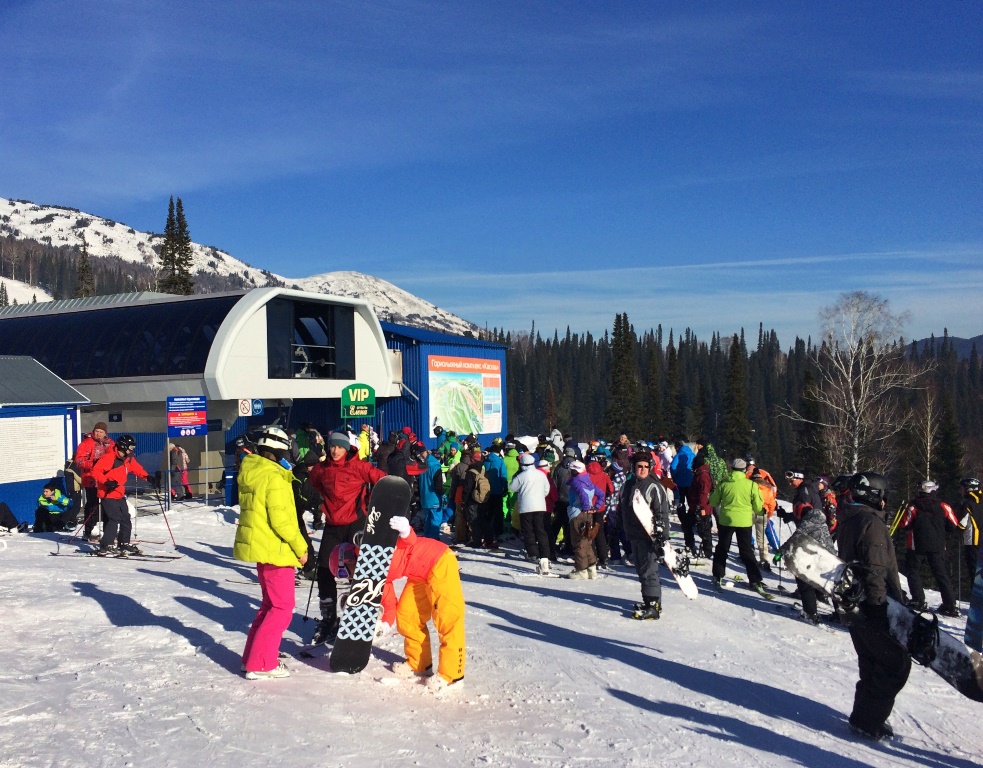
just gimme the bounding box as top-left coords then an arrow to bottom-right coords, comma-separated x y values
329,476 -> 411,674
782,530 -> 983,702
632,489 -> 698,599
964,568 -> 982,653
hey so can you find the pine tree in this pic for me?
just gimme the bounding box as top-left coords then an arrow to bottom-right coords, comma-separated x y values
721,334 -> 753,458
604,313 -> 641,437
933,389 -> 964,501
73,234 -> 95,298
0,281 -> 8,307
158,196 -> 177,292
173,197 -> 195,295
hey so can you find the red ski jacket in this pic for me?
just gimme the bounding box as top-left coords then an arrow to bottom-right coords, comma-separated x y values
91,452 -> 149,499
74,434 -> 116,488
309,451 -> 387,527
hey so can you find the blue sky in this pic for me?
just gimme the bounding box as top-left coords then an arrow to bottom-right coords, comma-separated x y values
2,1 -> 981,344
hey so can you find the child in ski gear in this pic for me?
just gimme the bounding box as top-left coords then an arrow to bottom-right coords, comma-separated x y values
614,452 -> 672,618
898,480 -> 961,616
33,482 -> 73,532
836,472 -> 910,740
90,435 -> 156,556
234,427 -> 309,679
709,458 -> 765,593
382,515 -> 465,689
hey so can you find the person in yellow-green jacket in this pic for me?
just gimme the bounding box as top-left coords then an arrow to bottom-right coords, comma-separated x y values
709,457 -> 766,595
234,427 -> 309,680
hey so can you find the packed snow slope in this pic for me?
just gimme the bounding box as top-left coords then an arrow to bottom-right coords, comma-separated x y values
1,500 -> 980,768
0,275 -> 53,305
0,196 -> 479,335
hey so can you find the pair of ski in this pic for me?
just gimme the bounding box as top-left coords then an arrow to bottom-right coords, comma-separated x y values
782,530 -> 983,702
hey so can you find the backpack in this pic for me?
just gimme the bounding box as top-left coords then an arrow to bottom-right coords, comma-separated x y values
470,468 -> 490,503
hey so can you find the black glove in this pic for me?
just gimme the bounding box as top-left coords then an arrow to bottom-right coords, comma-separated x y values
148,476 -> 161,490
103,479 -> 119,493
653,522 -> 668,547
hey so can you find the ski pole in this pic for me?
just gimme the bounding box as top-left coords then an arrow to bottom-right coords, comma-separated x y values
152,486 -> 179,549
302,567 -> 316,623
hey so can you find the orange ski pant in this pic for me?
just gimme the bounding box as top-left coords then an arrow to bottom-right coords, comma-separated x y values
396,550 -> 466,684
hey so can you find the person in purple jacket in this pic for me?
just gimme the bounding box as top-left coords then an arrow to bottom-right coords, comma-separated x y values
565,461 -> 600,579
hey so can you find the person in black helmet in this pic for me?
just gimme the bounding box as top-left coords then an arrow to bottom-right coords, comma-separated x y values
836,472 -> 910,741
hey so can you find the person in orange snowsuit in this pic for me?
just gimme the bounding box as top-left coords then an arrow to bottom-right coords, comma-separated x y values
746,458 -> 778,570
381,516 -> 465,692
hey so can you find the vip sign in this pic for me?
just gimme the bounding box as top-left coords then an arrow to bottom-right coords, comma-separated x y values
341,383 -> 376,419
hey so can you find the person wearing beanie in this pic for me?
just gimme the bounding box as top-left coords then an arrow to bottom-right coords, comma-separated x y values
72,422 -> 116,542
709,458 -> 766,595
509,453 -> 552,574
307,429 -> 387,645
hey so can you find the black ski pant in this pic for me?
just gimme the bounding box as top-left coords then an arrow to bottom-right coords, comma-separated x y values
848,621 -> 911,733
99,497 -> 132,549
466,501 -> 487,547
316,519 -> 364,609
82,487 -> 101,537
712,525 -> 762,584
519,511 -> 551,560
676,488 -> 696,551
33,507 -> 66,532
695,513 -> 714,559
905,550 -> 956,609
796,578 -> 820,617
483,492 -> 505,543
629,536 -> 662,603
606,513 -> 632,561
550,502 -> 571,559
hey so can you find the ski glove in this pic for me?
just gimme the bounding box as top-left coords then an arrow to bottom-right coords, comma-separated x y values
103,480 -> 119,493
390,516 -> 412,539
148,476 -> 161,490
374,621 -> 396,640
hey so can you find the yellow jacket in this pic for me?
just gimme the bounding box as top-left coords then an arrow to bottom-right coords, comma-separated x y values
233,454 -> 307,567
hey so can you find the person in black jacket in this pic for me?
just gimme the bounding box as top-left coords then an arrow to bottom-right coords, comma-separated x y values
898,480 -> 961,616
836,472 -> 910,741
958,478 -> 982,587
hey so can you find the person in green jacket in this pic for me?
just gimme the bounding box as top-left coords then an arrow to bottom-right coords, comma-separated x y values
709,457 -> 767,595
234,427 -> 309,680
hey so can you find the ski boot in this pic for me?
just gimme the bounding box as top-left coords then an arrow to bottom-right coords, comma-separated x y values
310,598 -> 338,645
631,599 -> 661,620
119,544 -> 142,556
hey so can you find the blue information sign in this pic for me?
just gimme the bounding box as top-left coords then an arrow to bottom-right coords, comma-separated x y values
166,396 -> 208,438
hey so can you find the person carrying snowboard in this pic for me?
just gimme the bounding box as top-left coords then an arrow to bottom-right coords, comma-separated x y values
380,515 -> 465,693
836,472 -> 910,740
613,452 -> 672,619
779,471 -> 836,623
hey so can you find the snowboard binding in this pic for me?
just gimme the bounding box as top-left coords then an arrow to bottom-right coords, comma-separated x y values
908,610 -> 940,666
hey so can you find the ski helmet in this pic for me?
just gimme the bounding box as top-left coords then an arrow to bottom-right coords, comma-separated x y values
847,472 -> 889,508
959,477 -> 980,491
433,425 -> 444,437
116,434 -> 136,453
328,542 -> 358,580
256,426 -> 291,454
920,479 -> 939,494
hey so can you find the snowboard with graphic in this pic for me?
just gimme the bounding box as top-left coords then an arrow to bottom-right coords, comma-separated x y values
329,476 -> 411,674
782,530 -> 983,702
632,488 -> 698,599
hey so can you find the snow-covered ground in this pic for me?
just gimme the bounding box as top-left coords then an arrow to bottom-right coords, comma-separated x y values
2,499 -> 980,768
0,275 -> 52,305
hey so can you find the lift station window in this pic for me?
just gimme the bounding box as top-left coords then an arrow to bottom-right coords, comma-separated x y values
266,299 -> 356,380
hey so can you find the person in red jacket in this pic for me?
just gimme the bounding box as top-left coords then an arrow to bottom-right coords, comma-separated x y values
72,422 -> 116,541
90,434 -> 158,556
381,515 -> 465,693
686,455 -> 715,559
586,458 -> 615,569
307,431 -> 387,644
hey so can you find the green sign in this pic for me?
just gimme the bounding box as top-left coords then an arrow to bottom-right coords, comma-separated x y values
341,383 -> 376,419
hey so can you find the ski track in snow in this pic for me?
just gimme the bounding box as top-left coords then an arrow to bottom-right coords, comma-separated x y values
2,503 -> 981,768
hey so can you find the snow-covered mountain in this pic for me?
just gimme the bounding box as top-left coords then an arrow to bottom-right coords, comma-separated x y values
0,197 -> 480,336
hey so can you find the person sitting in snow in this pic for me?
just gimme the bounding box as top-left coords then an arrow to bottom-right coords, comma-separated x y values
33,482 -> 74,532
380,515 -> 465,693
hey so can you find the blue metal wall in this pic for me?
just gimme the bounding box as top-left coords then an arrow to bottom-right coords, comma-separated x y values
0,405 -> 79,524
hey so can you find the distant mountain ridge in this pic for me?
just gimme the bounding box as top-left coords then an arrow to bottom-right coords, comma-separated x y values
0,196 -> 480,336
910,333 -> 982,361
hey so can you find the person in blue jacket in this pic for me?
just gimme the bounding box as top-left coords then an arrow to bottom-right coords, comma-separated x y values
33,482 -> 74,532
482,444 -> 509,549
417,445 -> 445,539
